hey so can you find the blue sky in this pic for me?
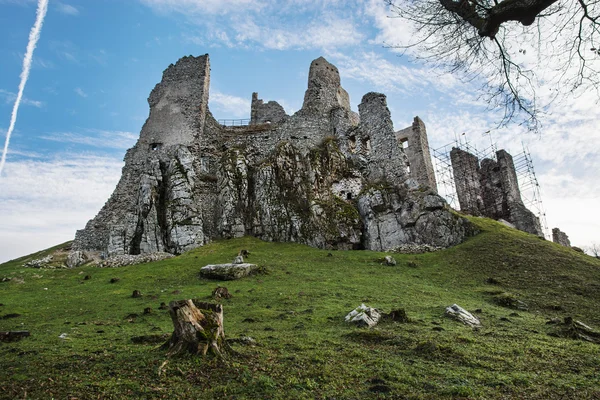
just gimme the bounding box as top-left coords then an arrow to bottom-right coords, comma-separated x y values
1,0 -> 598,262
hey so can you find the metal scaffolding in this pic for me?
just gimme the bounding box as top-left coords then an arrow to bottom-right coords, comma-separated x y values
430,139 -> 549,239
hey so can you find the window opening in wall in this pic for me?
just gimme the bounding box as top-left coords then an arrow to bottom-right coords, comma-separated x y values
406,161 -> 411,174
151,143 -> 161,151
401,139 -> 409,149
346,193 -> 353,200
361,137 -> 372,155
349,135 -> 357,153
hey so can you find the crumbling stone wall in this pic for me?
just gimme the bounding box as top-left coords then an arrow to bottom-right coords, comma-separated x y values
73,54 -> 476,258
250,92 -> 288,125
552,228 -> 571,247
396,117 -> 437,192
450,147 -> 543,236
450,148 -> 484,216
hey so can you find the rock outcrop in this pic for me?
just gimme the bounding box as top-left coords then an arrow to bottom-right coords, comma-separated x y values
72,54 -> 475,259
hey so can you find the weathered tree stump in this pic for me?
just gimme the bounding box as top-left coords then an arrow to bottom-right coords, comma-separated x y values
161,299 -> 226,357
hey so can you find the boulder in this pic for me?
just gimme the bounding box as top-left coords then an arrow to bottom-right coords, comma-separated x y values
345,304 -> 381,328
383,256 -> 396,266
200,263 -> 258,280
66,251 -> 87,268
445,304 -> 481,327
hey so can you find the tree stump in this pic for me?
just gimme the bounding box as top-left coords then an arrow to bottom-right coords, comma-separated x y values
161,299 -> 225,357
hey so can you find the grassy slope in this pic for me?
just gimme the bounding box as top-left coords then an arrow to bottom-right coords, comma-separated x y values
1,217 -> 599,399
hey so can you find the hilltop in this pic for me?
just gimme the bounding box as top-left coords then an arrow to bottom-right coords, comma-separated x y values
1,217 -> 599,399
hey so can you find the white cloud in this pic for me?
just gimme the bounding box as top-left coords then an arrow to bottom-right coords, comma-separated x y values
39,129 -> 137,150
74,87 -> 87,98
139,0 -> 264,15
209,91 -> 251,118
232,16 -> 363,50
0,154 -> 124,263
56,2 -> 79,15
0,89 -> 44,108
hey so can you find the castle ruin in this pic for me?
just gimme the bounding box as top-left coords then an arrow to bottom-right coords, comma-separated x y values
72,54 -> 475,258
449,147 -> 543,236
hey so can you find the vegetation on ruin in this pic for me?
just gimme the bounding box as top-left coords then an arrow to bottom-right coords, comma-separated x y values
1,217 -> 599,399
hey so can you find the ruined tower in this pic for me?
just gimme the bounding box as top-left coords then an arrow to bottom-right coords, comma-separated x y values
396,117 -> 437,192
450,147 -> 543,236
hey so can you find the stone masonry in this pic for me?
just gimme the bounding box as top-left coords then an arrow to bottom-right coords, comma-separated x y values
552,228 -> 571,247
395,117 -> 437,192
450,147 -> 543,236
72,54 -> 476,259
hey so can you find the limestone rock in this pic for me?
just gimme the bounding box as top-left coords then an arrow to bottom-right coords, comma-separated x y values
72,54 -> 475,258
24,255 -> 53,268
552,227 -> 571,247
66,251 -> 86,268
345,304 -> 381,328
200,263 -> 258,280
383,256 -> 396,266
445,304 -> 481,327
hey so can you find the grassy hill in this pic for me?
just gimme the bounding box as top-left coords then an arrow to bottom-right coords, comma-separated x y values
1,217 -> 599,399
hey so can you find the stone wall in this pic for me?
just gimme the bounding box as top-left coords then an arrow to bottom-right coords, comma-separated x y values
73,55 -> 476,259
552,228 -> 571,247
250,92 -> 288,125
395,117 -> 437,192
450,147 -> 543,236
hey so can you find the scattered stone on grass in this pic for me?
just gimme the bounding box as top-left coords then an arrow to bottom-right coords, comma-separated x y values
84,275 -> 91,280
227,336 -> 257,346
445,304 -> 481,327
159,302 -> 169,310
23,255 -> 53,268
384,308 -> 410,323
239,249 -> 250,258
200,263 -> 259,280
391,244 -> 443,254
96,252 -> 175,268
0,331 -> 30,342
144,307 -> 153,314
549,317 -> 600,344
345,304 -> 381,328
212,286 -> 232,299
1,277 -> 11,283
492,292 -> 529,310
232,255 -> 244,264
132,290 -> 142,298
109,278 -> 120,283
383,256 -> 396,266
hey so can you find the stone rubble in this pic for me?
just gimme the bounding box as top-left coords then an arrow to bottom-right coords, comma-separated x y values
96,252 -> 174,268
200,263 -> 259,280
345,304 -> 381,328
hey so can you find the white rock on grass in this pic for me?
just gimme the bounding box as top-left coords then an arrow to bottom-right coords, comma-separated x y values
445,304 -> 481,327
200,263 -> 258,280
345,304 -> 381,328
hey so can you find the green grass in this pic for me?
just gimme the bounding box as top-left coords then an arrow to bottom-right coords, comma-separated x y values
1,217 -> 599,399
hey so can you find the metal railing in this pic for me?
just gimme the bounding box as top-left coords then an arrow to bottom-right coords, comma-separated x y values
218,118 -> 250,126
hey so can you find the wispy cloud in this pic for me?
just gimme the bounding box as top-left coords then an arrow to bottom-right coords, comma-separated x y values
74,87 -> 88,98
210,91 -> 251,118
0,89 -> 44,108
56,1 -> 79,15
39,129 -> 138,150
140,0 -> 264,15
0,153 -> 124,263
0,0 -> 49,177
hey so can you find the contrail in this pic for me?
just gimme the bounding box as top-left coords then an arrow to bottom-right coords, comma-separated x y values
0,0 -> 49,177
